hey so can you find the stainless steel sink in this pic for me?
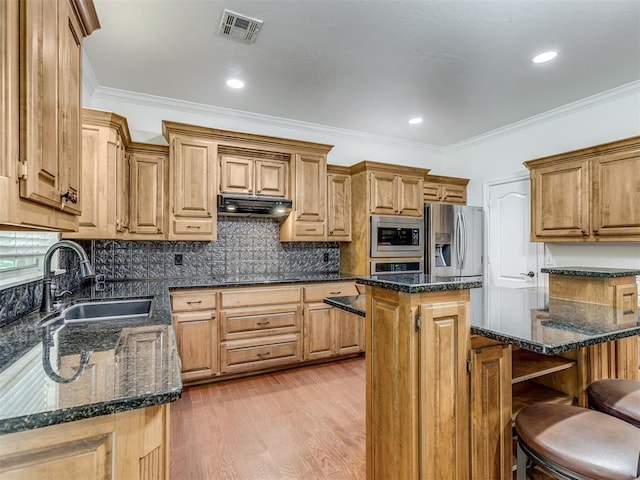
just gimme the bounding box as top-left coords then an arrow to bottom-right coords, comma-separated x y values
43,298 -> 152,326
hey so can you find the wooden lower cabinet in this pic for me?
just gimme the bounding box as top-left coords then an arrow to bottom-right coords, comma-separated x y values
0,404 -> 170,480
172,282 -> 362,384
170,289 -> 217,383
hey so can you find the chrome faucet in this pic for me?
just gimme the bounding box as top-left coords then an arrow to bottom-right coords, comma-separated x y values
40,240 -> 96,312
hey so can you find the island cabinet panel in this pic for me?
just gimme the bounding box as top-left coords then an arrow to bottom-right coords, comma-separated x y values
418,300 -> 470,480
470,342 -> 512,480
366,287 -> 471,480
0,404 -> 170,480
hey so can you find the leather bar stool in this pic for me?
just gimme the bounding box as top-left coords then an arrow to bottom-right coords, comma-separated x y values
587,378 -> 640,428
515,403 -> 640,480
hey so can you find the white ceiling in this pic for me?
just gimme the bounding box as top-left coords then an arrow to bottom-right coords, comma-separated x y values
84,0 -> 640,146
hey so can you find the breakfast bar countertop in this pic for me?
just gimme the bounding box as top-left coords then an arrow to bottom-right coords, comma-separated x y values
325,285 -> 640,355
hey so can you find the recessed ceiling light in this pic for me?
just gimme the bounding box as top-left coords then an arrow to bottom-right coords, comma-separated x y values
408,117 -> 423,125
531,51 -> 558,64
226,78 -> 245,89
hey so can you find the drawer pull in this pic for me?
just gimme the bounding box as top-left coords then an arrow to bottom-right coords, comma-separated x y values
305,228 -> 315,231
186,225 -> 201,229
329,291 -> 341,295
256,320 -> 270,326
186,300 -> 202,305
257,352 -> 271,358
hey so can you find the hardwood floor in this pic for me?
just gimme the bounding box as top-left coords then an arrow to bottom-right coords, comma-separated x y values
170,357 -> 366,480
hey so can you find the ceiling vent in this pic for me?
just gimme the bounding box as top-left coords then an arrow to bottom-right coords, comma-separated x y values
218,9 -> 263,44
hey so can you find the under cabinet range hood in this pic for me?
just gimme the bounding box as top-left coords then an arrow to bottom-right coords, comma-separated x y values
217,194 -> 293,219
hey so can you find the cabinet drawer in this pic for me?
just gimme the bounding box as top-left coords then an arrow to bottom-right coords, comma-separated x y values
294,222 -> 325,237
173,218 -> 215,235
221,305 -> 301,340
170,290 -> 217,311
221,286 -> 301,308
303,282 -> 358,303
220,334 -> 301,374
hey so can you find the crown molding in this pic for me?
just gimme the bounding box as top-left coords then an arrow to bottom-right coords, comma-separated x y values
91,86 -> 446,154
447,80 -> 640,153
82,52 -> 99,99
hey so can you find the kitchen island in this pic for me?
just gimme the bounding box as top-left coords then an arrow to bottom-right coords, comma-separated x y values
334,268 -> 639,480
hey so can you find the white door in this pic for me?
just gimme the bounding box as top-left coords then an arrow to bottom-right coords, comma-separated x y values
485,175 -> 543,288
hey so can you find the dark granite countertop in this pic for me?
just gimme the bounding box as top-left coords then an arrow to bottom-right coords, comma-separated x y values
355,274 -> 483,293
0,272 -> 357,435
325,287 -> 640,355
0,294 -> 182,435
541,266 -> 640,278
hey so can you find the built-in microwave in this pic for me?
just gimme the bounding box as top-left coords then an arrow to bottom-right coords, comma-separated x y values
370,215 -> 423,258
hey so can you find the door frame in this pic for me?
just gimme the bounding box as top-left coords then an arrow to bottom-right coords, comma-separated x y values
482,172 -> 546,291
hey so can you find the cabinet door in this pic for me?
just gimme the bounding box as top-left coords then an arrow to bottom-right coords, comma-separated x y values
440,183 -> 466,205
129,151 -> 165,235
220,155 -> 253,195
327,173 -> 352,240
174,311 -> 216,382
295,153 -> 326,222
369,171 -> 397,215
57,0 -> 83,216
20,0 -> 65,210
470,344 -> 512,480
256,159 -> 287,197
591,149 -> 640,238
423,182 -> 441,203
419,301 -> 470,479
336,309 -> 364,355
531,158 -> 590,239
397,175 -> 423,216
304,303 -> 335,360
170,136 -> 216,239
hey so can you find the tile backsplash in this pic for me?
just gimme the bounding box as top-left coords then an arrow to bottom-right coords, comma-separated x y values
0,217 -> 339,325
83,217 -> 339,280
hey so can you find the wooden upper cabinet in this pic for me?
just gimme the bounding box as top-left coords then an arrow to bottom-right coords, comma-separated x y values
525,136 -> 640,242
591,147 -> 640,237
0,0 -> 99,231
128,144 -> 167,237
256,159 -> 287,197
62,109 -> 130,240
531,158 -> 591,239
327,168 -> 352,241
219,155 -> 287,197
166,132 -> 217,240
423,174 -> 469,205
369,171 -> 424,217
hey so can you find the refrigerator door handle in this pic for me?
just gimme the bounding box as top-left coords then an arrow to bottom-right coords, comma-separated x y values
460,211 -> 467,270
455,211 -> 462,270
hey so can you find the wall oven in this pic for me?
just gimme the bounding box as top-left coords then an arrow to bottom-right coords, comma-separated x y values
370,215 -> 423,258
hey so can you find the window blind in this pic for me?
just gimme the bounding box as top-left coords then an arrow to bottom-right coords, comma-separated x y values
0,231 -> 58,272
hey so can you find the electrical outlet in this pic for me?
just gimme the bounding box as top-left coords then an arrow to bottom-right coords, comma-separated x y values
323,252 -> 329,262
174,254 -> 183,266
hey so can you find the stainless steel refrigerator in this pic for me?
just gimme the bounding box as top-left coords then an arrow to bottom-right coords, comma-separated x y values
424,203 -> 483,277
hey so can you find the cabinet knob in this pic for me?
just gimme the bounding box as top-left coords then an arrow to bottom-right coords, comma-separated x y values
581,230 -> 587,235
593,230 -> 599,235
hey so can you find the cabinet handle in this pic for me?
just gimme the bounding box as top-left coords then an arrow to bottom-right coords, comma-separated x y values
593,230 -> 599,235
211,313 -> 217,319
256,320 -> 270,326
60,190 -> 78,204
581,230 -> 587,235
330,230 -> 334,235
186,300 -> 202,305
186,225 -> 201,229
330,291 -> 341,295
257,352 -> 271,358
248,189 -> 253,194
305,228 -> 315,231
